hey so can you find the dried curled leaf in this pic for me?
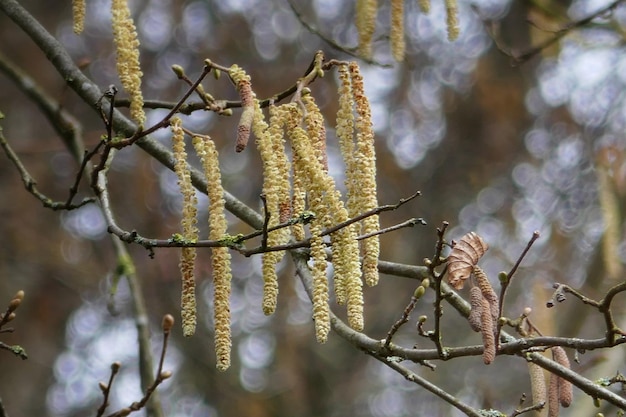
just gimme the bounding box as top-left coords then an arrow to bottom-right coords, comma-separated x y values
447,232 -> 488,289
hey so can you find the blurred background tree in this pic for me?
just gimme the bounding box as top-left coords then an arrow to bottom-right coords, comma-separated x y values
1,0 -> 626,416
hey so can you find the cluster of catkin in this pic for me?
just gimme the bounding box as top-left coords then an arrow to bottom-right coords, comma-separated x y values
355,0 -> 460,61
229,62 -> 379,344
171,119 -> 233,371
74,0 -> 145,126
528,347 -> 573,417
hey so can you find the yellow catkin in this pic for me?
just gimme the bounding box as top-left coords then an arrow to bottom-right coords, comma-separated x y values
284,104 -> 363,330
310,219 -> 330,343
418,0 -> 431,13
268,105 -> 292,223
302,92 -> 328,172
349,62 -> 380,287
355,0 -> 377,58
230,66 -> 291,316
192,136 -> 233,371
552,347 -> 573,407
445,0 -> 460,41
72,0 -> 86,34
337,64 -> 357,216
111,0 -> 145,126
390,0 -> 405,62
171,117 -> 198,337
290,150 -> 306,242
480,296 -> 496,364
528,362 -> 548,416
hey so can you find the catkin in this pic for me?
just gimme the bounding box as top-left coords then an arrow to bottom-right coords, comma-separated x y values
480,297 -> 496,364
468,286 -> 483,332
390,0 -> 405,61
473,266 -> 499,323
72,0 -> 85,34
355,0 -> 377,57
192,136 -> 233,371
528,362 -> 547,414
552,347 -> 573,407
548,370 -> 560,417
111,0 -> 145,126
171,117 -> 198,337
444,0 -> 460,41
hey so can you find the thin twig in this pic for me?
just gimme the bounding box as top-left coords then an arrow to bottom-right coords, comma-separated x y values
479,0 -> 626,65
0,129 -> 94,210
430,222 -> 449,358
96,362 -> 121,417
383,292 -> 421,348
496,231 -> 540,347
285,0 -> 393,68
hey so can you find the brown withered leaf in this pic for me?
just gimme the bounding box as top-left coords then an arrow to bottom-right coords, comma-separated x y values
447,232 -> 489,289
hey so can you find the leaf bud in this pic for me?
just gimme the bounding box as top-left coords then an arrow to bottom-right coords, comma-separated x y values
111,362 -> 121,372
498,271 -> 508,284
171,65 -> 186,79
98,382 -> 108,393
8,298 -> 21,312
4,312 -> 16,322
423,258 -> 432,266
418,315 -> 427,323
162,314 -> 175,333
213,68 -> 221,80
13,290 -> 24,301
219,108 -> 233,117
421,278 -> 430,288
160,370 -> 173,380
413,286 -> 426,299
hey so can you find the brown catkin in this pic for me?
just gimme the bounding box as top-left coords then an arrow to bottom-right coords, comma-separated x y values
468,286 -> 483,332
480,297 -> 496,364
552,347 -> 573,407
473,266 -> 499,323
528,362 -> 547,413
547,370 -> 560,417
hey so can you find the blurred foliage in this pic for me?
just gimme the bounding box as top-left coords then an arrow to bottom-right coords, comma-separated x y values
1,0 -> 626,416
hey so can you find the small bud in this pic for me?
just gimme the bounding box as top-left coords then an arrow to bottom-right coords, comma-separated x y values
421,278 -> 430,288
98,382 -> 108,393
160,370 -> 173,380
171,65 -> 186,79
498,271 -> 508,283
423,258 -> 432,266
219,108 -> 233,117
4,312 -> 16,323
111,362 -> 121,372
498,317 -> 507,326
316,68 -> 324,78
8,298 -> 21,312
418,315 -> 427,323
13,290 -> 24,301
523,307 -> 532,316
594,399 -> 601,409
213,68 -> 221,80
162,314 -> 175,333
413,286 -> 426,299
